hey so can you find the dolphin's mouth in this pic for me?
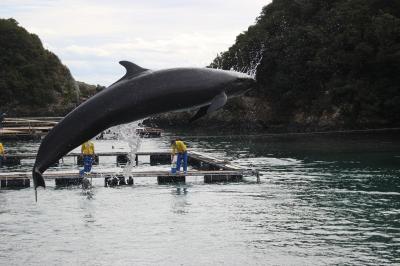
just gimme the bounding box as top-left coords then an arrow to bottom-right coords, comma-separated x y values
243,86 -> 255,96
230,78 -> 256,97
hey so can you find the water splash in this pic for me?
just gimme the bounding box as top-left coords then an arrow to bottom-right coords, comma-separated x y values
231,45 -> 265,79
248,46 -> 265,79
108,121 -> 142,178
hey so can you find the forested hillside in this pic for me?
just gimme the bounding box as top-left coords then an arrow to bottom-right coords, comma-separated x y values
210,0 -> 400,130
0,18 -> 77,115
147,0 -> 400,132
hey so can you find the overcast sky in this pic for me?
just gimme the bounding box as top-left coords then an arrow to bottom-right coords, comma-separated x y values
0,0 -> 270,86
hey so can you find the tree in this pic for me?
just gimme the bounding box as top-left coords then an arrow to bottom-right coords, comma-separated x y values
0,18 -> 77,115
210,0 -> 400,129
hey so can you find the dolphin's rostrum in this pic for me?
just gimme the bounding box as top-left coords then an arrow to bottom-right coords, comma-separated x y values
32,61 -> 255,189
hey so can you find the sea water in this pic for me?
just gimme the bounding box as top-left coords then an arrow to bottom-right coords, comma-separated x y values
0,130 -> 399,265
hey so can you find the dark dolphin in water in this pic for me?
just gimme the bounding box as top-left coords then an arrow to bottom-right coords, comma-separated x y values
32,61 -> 255,189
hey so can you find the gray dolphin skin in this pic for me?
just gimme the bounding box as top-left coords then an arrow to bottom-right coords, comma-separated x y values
32,61 -> 255,189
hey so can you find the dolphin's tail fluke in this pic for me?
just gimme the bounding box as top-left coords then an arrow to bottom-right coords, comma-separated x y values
33,166 -> 46,190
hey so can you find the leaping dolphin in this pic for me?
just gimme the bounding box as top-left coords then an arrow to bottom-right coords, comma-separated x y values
32,61 -> 255,189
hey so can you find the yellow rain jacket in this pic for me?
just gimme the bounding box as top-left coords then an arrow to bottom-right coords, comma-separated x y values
0,143 -> 4,156
172,140 -> 187,155
81,141 -> 95,155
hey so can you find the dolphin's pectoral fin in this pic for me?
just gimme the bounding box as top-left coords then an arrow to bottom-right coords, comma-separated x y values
189,92 -> 228,123
208,91 -> 227,113
189,106 -> 209,123
111,61 -> 149,86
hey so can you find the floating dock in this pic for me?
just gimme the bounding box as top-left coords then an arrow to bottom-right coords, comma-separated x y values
0,169 -> 258,188
0,128 -> 44,140
1,117 -> 162,140
0,151 -> 260,188
2,151 -> 130,166
135,128 -> 162,138
3,150 -> 234,169
0,117 -> 59,140
6,151 -> 130,160
2,117 -> 60,127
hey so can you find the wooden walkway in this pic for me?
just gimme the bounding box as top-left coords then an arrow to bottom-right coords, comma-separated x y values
1,117 -> 162,140
0,117 -> 55,140
7,151 -> 131,160
4,150 -> 239,168
3,117 -> 59,127
0,169 -> 254,179
2,150 -> 251,168
0,150 -> 260,187
0,168 -> 259,188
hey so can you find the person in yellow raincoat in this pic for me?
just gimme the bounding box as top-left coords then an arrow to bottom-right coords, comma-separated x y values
80,140 -> 95,176
0,142 -> 5,167
171,139 -> 187,173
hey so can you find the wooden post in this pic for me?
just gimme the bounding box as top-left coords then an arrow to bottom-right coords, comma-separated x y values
55,177 -> 83,186
3,156 -> 21,166
1,178 -> 30,188
157,175 -> 185,184
204,174 -> 242,183
150,154 -> 170,165
116,154 -> 129,165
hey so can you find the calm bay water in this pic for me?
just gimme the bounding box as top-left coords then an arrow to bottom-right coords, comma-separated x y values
0,131 -> 399,265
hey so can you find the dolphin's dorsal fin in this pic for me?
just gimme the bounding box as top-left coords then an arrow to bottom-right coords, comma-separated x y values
120,61 -> 148,78
110,61 -> 149,86
119,61 -> 148,79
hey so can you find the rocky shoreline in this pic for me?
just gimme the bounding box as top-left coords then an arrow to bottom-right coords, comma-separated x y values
143,97 -> 396,134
